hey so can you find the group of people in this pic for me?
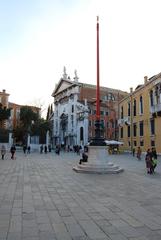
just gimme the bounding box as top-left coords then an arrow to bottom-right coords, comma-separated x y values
23,145 -> 31,154
145,147 -> 157,174
40,144 -> 52,154
133,146 -> 158,174
0,144 -> 16,160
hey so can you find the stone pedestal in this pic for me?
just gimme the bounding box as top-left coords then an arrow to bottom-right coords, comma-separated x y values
73,146 -> 123,174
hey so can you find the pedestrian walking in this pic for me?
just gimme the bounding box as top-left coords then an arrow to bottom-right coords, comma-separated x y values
10,144 -> 16,160
145,148 -> 153,174
44,145 -> 47,153
23,144 -> 27,154
55,145 -> 60,155
27,145 -> 31,154
1,145 -> 6,160
40,145 -> 43,154
151,147 -> 157,173
137,146 -> 142,160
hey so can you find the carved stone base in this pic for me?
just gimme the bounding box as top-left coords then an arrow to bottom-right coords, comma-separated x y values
73,146 -> 124,174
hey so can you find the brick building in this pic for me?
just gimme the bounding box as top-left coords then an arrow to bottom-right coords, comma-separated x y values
0,89 -> 40,131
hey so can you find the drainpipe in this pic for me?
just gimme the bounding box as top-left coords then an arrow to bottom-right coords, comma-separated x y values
130,87 -> 133,153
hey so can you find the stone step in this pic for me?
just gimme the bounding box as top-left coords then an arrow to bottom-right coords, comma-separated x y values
73,163 -> 124,174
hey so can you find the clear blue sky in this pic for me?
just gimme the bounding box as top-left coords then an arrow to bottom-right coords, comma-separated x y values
1,0 -> 161,116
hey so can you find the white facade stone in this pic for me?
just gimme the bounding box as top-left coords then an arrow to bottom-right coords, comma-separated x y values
52,69 -> 89,148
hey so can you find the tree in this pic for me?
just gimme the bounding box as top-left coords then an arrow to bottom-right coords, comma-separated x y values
13,106 -> 51,145
46,104 -> 53,120
0,104 -> 11,129
20,106 -> 39,130
46,105 -> 50,120
30,118 -> 51,144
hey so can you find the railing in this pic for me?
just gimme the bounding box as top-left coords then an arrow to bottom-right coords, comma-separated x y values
118,116 -> 131,125
150,103 -> 161,113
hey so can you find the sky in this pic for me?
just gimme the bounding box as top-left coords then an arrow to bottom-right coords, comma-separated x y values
1,0 -> 161,117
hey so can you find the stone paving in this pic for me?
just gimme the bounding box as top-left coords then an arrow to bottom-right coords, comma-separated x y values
0,150 -> 161,240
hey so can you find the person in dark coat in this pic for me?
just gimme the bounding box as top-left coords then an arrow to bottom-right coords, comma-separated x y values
40,145 -> 43,154
10,144 -> 16,160
23,145 -> 27,154
44,145 -> 47,154
79,152 -> 88,164
145,148 -> 153,174
27,146 -> 31,154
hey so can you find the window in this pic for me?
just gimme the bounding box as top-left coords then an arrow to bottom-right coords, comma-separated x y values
106,111 -> 109,116
16,109 -> 20,119
150,118 -> 155,135
134,140 -> 137,146
151,140 -> 155,147
128,102 -> 131,116
120,127 -> 123,138
150,90 -> 154,106
139,121 -> 144,136
133,99 -> 136,116
100,119 -> 104,128
89,120 -> 91,127
93,110 -> 96,115
111,120 -> 114,128
107,93 -> 115,101
100,111 -> 104,115
102,95 -> 107,101
139,96 -> 143,114
71,115 -> 74,128
127,126 -> 130,137
133,123 -> 137,137
121,106 -> 124,119
72,105 -> 74,113
155,86 -> 160,104
140,140 -> 144,146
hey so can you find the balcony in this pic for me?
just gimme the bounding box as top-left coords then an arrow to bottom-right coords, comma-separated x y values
150,103 -> 161,114
118,116 -> 131,126
118,119 -> 124,126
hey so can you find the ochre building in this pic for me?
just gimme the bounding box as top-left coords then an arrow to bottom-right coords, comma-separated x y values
118,73 -> 161,154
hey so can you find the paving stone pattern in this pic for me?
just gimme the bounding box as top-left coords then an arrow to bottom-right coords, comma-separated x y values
0,150 -> 161,239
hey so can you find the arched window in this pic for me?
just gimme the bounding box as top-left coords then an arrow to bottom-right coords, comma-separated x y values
133,99 -> 136,116
121,106 -> 124,119
139,96 -> 143,114
150,90 -> 153,106
128,102 -> 131,116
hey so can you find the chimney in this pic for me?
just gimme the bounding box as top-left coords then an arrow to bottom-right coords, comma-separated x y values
2,89 -> 6,93
144,76 -> 148,84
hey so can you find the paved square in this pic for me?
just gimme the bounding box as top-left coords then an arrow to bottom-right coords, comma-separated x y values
0,150 -> 161,240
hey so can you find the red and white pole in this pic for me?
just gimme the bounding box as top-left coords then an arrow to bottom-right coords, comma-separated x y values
96,16 -> 100,121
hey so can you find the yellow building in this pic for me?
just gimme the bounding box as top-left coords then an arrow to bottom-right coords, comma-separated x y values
118,73 -> 161,154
